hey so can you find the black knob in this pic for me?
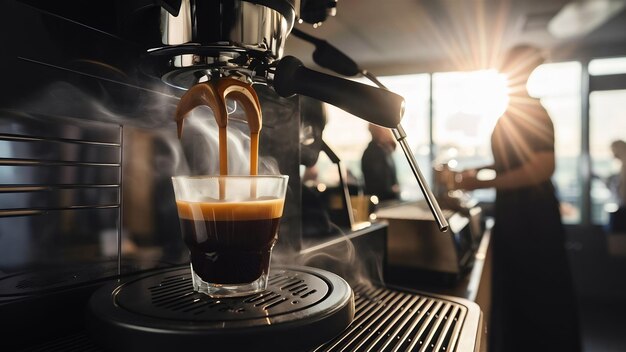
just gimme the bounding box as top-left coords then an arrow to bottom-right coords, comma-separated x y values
299,0 -> 338,25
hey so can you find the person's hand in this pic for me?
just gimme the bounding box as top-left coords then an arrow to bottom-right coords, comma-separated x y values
437,167 -> 457,190
457,169 -> 481,191
369,124 -> 396,153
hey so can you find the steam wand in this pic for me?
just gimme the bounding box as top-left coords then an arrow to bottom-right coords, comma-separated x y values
287,28 -> 449,232
392,125 -> 448,232
360,74 -> 449,232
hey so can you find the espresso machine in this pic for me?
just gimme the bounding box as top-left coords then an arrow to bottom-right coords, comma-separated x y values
0,1 -> 483,350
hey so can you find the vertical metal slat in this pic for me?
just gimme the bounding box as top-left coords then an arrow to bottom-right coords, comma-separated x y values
433,305 -> 460,352
320,290 -> 402,351
364,296 -> 427,352
443,306 -> 467,352
418,303 -> 452,352
333,292 -> 407,352
358,296 -> 421,351
390,299 -> 437,352
347,294 -> 414,351
404,301 -> 444,351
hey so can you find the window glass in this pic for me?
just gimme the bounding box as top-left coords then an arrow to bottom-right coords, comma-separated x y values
318,101 -> 370,187
432,69 -> 509,202
589,57 -> 626,76
383,75 -> 431,201
528,62 -> 582,224
589,89 -> 626,225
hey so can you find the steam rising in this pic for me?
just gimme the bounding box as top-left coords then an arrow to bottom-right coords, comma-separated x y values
180,105 -> 280,176
25,81 -> 279,177
272,224 -> 385,289
22,80 -> 381,289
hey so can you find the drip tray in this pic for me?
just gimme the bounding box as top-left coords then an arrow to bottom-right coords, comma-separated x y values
86,266 -> 354,352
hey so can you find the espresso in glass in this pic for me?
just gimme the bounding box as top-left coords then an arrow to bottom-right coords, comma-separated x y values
172,176 -> 288,297
177,197 -> 283,283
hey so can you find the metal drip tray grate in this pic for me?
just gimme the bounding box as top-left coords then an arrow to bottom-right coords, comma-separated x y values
120,267 -> 329,321
87,266 -> 355,351
314,284 -> 471,352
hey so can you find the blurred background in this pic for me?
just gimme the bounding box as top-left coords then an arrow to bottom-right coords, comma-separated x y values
285,1 -> 626,350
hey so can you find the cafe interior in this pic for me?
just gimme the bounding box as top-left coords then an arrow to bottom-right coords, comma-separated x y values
1,0 -> 626,351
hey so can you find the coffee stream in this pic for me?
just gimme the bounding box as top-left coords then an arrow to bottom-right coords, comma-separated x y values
175,77 -> 261,178
174,78 -> 272,284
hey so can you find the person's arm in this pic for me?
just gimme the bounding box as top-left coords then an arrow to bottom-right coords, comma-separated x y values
475,164 -> 496,172
458,151 -> 555,190
457,164 -> 495,180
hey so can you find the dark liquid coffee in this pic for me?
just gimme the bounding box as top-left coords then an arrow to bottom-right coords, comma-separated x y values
177,198 -> 283,284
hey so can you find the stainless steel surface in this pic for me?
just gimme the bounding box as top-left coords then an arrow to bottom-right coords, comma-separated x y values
161,1 -> 292,58
377,201 -> 477,278
314,283 -> 483,352
23,282 -> 484,352
0,111 -> 122,277
154,0 -> 295,88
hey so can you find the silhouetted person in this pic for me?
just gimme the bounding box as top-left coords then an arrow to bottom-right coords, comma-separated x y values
453,44 -> 581,352
608,140 -> 626,232
361,124 -> 400,202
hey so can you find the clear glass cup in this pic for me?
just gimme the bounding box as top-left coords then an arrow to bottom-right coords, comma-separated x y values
171,175 -> 289,297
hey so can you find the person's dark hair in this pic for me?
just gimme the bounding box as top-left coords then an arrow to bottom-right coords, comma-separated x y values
611,140 -> 626,160
499,44 -> 546,77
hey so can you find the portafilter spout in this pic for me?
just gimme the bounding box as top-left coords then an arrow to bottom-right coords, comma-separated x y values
272,56 -> 448,232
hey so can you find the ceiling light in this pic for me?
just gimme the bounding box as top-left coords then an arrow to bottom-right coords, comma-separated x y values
548,0 -> 626,38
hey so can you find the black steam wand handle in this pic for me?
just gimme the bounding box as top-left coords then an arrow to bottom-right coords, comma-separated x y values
273,56 -> 405,129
